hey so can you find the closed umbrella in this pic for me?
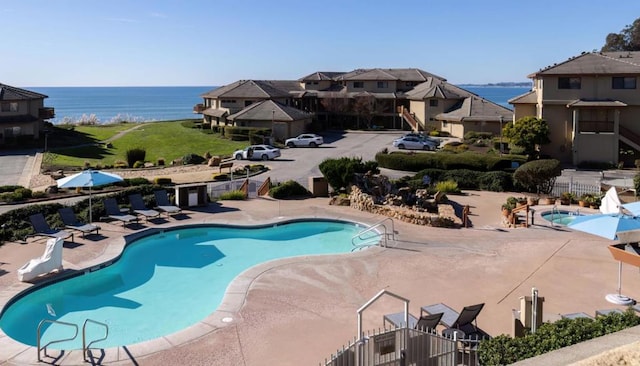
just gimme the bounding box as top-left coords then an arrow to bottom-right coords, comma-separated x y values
56,169 -> 124,223
568,214 -> 639,305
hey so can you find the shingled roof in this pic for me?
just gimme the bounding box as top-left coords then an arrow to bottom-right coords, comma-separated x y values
336,68 -> 446,82
228,100 -> 311,121
298,72 -> 346,81
0,84 -> 48,101
405,79 -> 471,100
529,51 -> 640,77
201,80 -> 291,99
436,95 -> 513,122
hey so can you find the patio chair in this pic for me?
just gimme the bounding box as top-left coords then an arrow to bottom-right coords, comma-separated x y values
154,190 -> 182,216
104,198 -> 139,227
27,213 -> 74,242
421,302 -> 489,339
17,237 -> 64,282
58,207 -> 100,238
383,311 -> 443,333
129,193 -> 161,221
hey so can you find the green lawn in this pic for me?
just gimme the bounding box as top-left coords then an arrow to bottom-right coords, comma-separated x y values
48,121 -> 247,168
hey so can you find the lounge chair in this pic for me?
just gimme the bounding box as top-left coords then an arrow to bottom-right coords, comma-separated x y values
421,303 -> 489,339
153,190 -> 182,216
129,193 -> 161,221
28,213 -> 74,242
104,198 -> 139,227
58,207 -> 100,238
383,311 -> 443,333
17,237 -> 64,281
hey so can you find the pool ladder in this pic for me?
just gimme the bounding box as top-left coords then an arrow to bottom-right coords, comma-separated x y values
37,318 -> 109,362
351,218 -> 396,251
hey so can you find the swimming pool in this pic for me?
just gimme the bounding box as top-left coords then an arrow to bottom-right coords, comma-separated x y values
541,210 -> 583,226
0,219 -> 375,349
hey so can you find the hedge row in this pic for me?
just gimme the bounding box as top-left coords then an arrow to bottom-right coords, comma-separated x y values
407,169 -> 514,191
477,308 -> 640,365
375,151 -> 526,172
0,184 -> 166,241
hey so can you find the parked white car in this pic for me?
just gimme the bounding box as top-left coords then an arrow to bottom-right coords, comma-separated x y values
233,145 -> 281,160
392,136 -> 438,150
285,134 -> 324,147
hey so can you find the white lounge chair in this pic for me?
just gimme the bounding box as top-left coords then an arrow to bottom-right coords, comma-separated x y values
17,237 -> 64,282
129,193 -> 160,221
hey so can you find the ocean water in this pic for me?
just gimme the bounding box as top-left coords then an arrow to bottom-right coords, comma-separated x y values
27,85 -> 530,124
28,86 -> 214,124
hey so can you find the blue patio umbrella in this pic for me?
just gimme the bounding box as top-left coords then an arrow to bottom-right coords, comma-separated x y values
622,201 -> 640,217
567,213 -> 640,240
568,213 -> 639,305
56,169 -> 123,223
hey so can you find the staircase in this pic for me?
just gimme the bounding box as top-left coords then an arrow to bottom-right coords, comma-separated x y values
398,106 -> 420,132
619,126 -> 640,152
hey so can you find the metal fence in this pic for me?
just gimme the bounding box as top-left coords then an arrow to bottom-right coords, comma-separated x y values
208,178 -> 264,199
321,327 -> 482,366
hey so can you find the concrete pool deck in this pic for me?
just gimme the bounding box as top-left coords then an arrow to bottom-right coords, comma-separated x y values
0,193 -> 639,365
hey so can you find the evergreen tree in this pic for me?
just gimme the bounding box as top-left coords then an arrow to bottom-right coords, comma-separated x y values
601,18 -> 640,51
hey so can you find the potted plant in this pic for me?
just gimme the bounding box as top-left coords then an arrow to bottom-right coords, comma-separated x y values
527,196 -> 539,206
560,192 -> 575,205
540,195 -> 556,205
502,196 -> 517,216
516,197 -> 528,207
579,193 -> 594,207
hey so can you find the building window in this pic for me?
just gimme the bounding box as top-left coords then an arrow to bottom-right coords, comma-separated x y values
244,100 -> 253,107
0,102 -> 17,112
221,99 -> 236,104
377,81 -> 388,88
558,77 -> 581,89
353,82 -> 364,88
612,77 -> 636,89
405,81 -> 418,87
429,99 -> 438,107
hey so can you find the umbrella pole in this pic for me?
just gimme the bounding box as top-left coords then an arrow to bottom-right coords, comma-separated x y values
617,261 -> 622,296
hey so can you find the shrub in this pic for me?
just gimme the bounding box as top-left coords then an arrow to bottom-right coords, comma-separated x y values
479,171 -> 514,192
114,160 -> 128,169
154,177 -> 172,185
269,180 -> 311,199
182,153 -> 206,165
133,160 -> 145,168
125,148 -> 146,168
14,188 -> 32,199
0,185 -> 23,193
157,157 -> 166,166
635,173 -> 640,197
442,169 -> 482,189
319,157 -> 379,191
218,190 -> 246,200
0,192 -> 23,203
577,160 -> 617,170
213,173 -> 228,181
434,180 -> 459,193
478,309 -> 640,365
513,159 -> 562,194
123,177 -> 150,186
32,191 -> 47,199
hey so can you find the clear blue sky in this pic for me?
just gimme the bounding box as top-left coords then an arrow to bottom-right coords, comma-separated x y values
4,1 -> 640,87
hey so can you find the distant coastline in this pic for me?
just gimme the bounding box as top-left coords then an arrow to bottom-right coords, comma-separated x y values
458,82 -> 532,88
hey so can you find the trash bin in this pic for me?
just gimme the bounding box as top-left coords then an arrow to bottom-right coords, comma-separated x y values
308,176 -> 329,197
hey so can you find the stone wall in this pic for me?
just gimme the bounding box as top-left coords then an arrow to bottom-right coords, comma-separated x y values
348,186 -> 461,226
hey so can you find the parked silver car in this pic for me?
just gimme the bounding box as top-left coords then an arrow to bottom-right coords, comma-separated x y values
233,145 -> 281,160
392,136 -> 438,150
285,134 -> 324,147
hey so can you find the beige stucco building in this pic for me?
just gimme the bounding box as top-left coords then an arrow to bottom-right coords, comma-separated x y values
510,51 -> 640,166
0,84 -> 54,146
195,68 -> 513,141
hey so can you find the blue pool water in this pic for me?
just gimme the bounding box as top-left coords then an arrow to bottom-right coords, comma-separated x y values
541,210 -> 583,226
0,220 -> 373,349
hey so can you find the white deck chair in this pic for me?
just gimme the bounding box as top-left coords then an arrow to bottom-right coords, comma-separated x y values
17,237 -> 64,282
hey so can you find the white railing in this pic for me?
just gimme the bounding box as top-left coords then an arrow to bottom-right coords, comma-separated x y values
351,218 -> 395,250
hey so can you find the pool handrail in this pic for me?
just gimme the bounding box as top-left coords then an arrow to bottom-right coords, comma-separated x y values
352,218 -> 395,248
37,319 -> 78,362
83,318 -> 109,361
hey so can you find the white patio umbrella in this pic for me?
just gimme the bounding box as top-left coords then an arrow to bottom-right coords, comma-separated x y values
56,169 -> 124,223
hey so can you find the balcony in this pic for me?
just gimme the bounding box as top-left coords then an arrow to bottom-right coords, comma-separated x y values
38,107 -> 55,119
193,104 -> 206,113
